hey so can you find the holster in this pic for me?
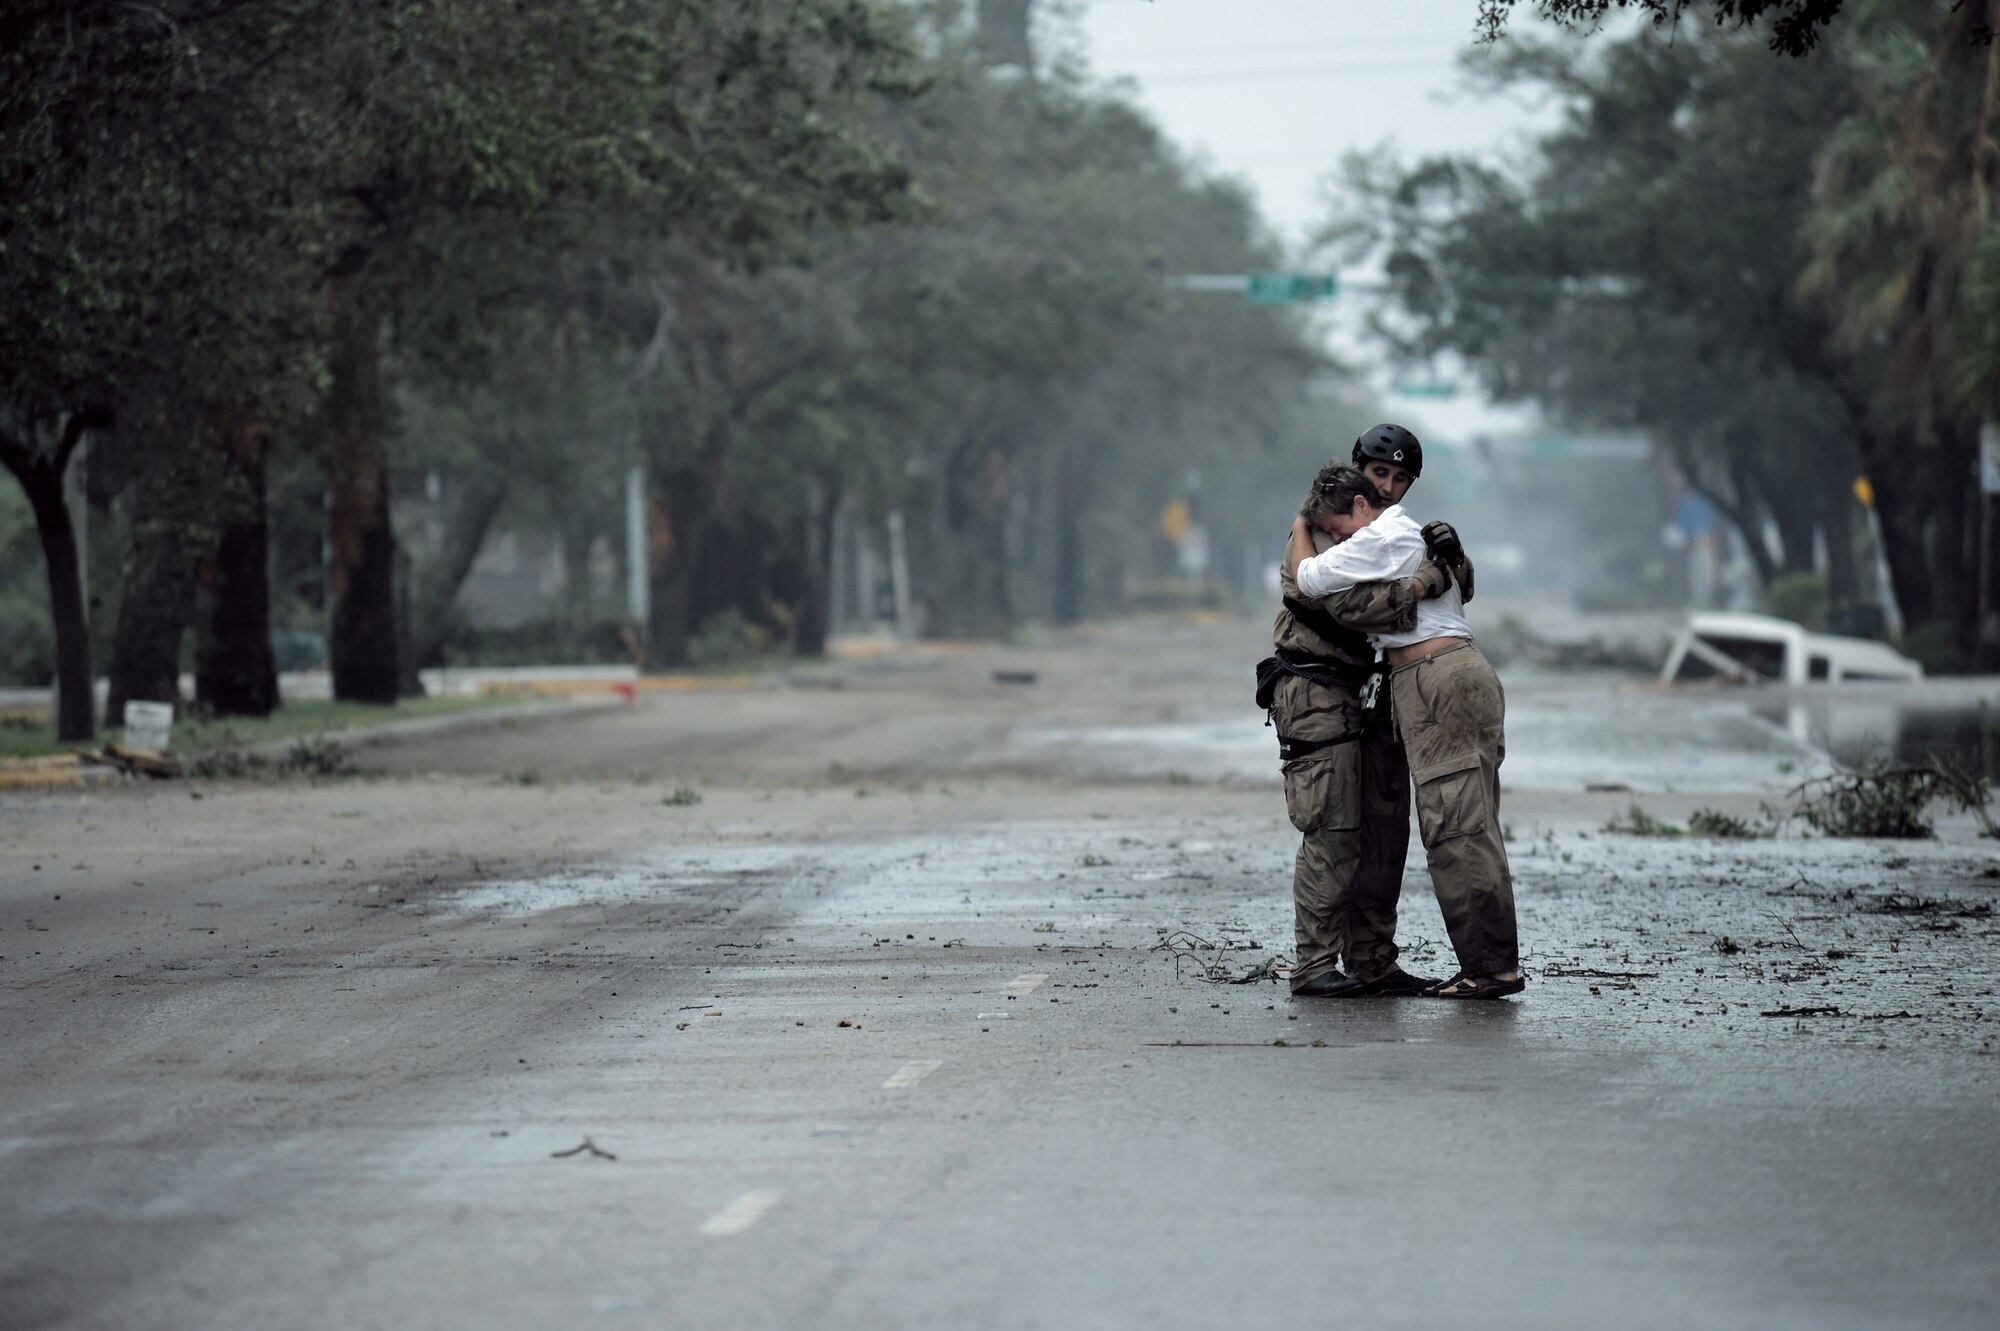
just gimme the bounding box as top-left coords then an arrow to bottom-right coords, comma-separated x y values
1256,649 -> 1381,762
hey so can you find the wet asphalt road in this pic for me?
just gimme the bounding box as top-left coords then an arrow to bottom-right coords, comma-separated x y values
3,617 -> 1998,1329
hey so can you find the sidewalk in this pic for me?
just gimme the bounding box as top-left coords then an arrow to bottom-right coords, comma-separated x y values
0,637 -> 981,792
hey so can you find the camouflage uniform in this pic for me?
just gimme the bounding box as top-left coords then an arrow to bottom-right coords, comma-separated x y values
1269,560 -> 1419,992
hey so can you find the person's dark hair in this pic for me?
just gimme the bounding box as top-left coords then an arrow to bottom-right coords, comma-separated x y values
1301,463 -> 1389,523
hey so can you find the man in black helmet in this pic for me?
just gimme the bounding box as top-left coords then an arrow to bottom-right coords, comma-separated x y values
1351,423 -> 1475,601
1262,423 -> 1473,997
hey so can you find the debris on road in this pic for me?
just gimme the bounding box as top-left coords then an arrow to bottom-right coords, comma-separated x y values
79,743 -> 180,779
1603,802 -> 1684,837
1153,930 -> 1288,984
1790,754 -> 1994,839
1540,965 -> 1661,980
1864,892 -> 1993,918
551,1138 -> 617,1161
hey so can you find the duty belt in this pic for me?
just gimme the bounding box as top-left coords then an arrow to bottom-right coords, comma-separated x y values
1255,649 -> 1387,762
1255,648 -> 1374,707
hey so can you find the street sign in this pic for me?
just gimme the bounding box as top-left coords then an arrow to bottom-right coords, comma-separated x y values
1395,380 -> 1458,399
1244,273 -> 1336,304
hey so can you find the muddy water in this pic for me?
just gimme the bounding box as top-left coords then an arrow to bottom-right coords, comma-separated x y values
1753,690 -> 2000,777
1012,667 -> 1835,794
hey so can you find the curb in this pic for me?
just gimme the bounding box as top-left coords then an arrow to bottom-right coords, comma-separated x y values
240,694 -> 634,758
0,753 -> 98,792
0,697 -> 634,791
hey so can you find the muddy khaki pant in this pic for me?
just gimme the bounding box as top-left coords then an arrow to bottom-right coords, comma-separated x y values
1390,640 -> 1518,975
1272,673 -> 1411,990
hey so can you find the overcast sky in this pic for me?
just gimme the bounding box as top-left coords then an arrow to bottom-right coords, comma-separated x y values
1061,0 -> 1585,439
1067,0 -> 1564,247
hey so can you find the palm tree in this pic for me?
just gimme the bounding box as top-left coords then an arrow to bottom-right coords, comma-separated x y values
1802,0 -> 2000,662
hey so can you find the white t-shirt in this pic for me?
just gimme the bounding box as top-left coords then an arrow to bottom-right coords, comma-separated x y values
1293,504 -> 1472,651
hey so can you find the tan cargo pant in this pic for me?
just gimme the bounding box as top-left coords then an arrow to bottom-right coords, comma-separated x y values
1272,672 -> 1411,991
1389,640 -> 1519,975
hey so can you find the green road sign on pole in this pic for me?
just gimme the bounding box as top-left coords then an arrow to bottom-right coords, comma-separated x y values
1395,380 -> 1458,399
1244,273 -> 1337,304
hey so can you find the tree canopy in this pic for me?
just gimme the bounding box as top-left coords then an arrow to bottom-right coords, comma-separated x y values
1471,0 -> 1993,55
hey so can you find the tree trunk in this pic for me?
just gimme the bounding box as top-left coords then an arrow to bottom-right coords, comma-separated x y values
1051,446 -> 1086,626
1870,470 -> 1935,631
395,543 -> 424,699
2,424 -> 95,742
1692,481 -> 1780,589
792,481 -> 839,657
323,295 -> 399,704
1819,481 -> 1861,610
1865,430 -> 1981,658
561,520 -> 597,623
407,476 -> 509,670
982,445 -> 1014,631
1770,498 -> 1818,579
645,460 -> 713,668
194,421 -> 279,717
105,492 -> 202,725
105,409 -> 232,726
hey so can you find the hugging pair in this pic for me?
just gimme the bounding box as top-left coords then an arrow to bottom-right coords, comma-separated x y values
1261,425 -> 1521,1000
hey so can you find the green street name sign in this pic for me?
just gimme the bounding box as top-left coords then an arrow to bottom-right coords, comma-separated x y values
1245,272 -> 1337,304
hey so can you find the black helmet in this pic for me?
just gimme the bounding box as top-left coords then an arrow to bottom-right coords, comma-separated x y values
1352,423 -> 1423,478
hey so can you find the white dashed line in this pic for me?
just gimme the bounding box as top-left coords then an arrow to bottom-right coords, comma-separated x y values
882,1059 -> 944,1089
698,1189 -> 781,1236
1005,973 -> 1049,997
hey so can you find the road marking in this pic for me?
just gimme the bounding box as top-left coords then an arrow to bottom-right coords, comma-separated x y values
698,1189 -> 781,1236
882,1059 -> 943,1089
1006,973 -> 1048,997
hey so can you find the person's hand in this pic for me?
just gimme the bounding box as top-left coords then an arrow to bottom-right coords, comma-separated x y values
1413,558 -> 1453,599
1421,520 -> 1464,565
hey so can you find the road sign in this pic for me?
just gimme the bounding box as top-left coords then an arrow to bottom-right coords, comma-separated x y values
1395,380 -> 1458,399
1244,273 -> 1337,304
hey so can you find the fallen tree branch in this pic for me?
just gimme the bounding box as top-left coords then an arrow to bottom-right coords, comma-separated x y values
551,1137 -> 617,1160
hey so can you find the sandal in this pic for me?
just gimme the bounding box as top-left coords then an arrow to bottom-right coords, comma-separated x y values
1427,971 -> 1526,1000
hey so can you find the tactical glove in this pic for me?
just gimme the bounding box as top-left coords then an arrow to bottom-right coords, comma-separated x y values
1420,520 -> 1464,566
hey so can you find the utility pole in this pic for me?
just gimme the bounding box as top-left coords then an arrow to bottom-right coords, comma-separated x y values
976,0 -> 1033,72
624,465 -> 648,629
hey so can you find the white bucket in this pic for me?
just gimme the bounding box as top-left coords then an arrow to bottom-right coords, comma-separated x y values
122,701 -> 174,751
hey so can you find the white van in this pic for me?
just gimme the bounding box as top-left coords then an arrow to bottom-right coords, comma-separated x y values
1660,611 -> 1923,685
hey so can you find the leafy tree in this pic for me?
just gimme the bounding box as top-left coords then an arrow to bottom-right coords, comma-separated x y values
545,16 -> 1340,665
1470,0 -> 1988,55
1324,34 -> 1879,610
1802,0 -> 2000,661
288,0 -> 922,701
2,1 -> 343,736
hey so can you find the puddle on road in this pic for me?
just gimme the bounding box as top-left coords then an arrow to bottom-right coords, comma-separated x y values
442,823 -> 1216,921
1753,695 -> 2000,778
1011,673 -> 1833,794
449,845 -> 827,915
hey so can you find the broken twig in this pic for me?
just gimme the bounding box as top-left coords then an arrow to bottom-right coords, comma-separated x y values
551,1137 -> 617,1160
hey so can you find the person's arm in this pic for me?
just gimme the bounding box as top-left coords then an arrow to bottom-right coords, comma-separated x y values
1295,522 -> 1421,598
1421,519 -> 1476,602
1283,516 -> 1317,581
1284,522 -> 1446,635
1314,577 -> 1419,634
